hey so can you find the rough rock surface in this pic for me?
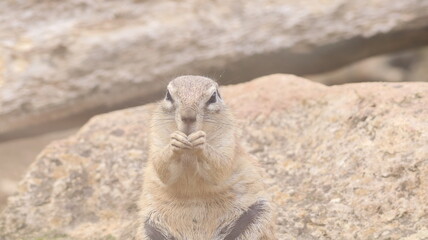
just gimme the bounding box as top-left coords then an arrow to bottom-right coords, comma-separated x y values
1,74 -> 428,239
2,0 -> 428,139
0,128 -> 77,212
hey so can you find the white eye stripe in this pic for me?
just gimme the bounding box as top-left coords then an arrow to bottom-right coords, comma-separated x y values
207,102 -> 220,112
216,89 -> 222,99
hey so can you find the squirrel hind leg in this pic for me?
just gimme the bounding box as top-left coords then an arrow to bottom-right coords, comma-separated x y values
144,220 -> 176,240
221,200 -> 272,240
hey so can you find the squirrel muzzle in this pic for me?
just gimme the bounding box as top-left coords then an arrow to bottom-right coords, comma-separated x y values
179,108 -> 197,135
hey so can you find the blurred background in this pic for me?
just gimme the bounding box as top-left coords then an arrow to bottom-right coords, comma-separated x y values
1,0 -> 428,211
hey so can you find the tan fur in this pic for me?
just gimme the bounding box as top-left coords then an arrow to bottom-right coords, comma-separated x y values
138,76 -> 275,240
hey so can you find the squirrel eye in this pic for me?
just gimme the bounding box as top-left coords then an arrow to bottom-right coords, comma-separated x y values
166,90 -> 174,102
207,91 -> 217,104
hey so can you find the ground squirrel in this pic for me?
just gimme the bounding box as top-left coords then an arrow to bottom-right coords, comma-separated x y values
138,76 -> 275,240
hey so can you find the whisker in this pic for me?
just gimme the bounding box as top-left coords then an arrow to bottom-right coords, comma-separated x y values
152,118 -> 175,121
150,122 -> 175,128
204,120 -> 234,127
151,120 -> 174,124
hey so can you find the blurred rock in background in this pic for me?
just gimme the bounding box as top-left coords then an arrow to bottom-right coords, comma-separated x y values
308,46 -> 428,85
1,0 -> 428,140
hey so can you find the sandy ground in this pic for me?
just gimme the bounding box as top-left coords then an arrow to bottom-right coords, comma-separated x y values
0,128 -> 77,211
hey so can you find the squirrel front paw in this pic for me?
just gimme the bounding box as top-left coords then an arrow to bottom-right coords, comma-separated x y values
188,131 -> 206,151
170,131 -> 192,152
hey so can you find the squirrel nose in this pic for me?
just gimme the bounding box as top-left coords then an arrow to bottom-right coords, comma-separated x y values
181,109 -> 196,124
181,116 -> 196,124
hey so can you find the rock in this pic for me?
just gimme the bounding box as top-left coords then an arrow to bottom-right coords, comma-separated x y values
1,74 -> 428,239
406,47 -> 428,82
2,0 -> 428,139
307,55 -> 406,85
307,46 -> 428,85
0,128 -> 77,212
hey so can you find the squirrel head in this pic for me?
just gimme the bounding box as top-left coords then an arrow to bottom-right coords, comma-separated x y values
156,75 -> 232,136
